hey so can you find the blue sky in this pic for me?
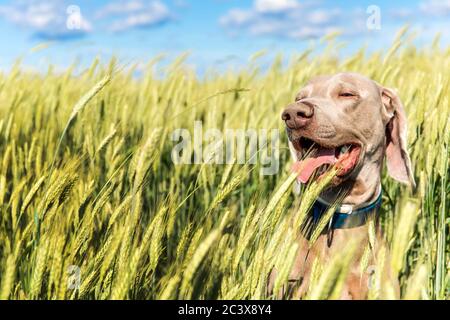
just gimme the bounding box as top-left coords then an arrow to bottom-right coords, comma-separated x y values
0,0 -> 449,73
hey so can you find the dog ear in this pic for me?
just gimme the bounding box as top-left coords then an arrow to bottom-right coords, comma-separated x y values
380,87 -> 415,188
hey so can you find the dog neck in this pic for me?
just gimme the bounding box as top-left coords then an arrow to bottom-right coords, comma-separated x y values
311,159 -> 383,231
311,185 -> 382,231
319,159 -> 383,209
318,183 -> 382,212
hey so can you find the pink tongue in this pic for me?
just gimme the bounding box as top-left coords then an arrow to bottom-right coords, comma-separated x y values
293,147 -> 336,183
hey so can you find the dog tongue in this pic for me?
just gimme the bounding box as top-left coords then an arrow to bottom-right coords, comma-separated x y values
293,147 -> 336,183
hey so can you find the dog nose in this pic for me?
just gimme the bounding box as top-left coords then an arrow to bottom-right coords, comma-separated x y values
281,101 -> 314,128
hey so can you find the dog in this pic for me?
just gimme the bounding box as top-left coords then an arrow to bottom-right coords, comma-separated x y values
270,72 -> 415,299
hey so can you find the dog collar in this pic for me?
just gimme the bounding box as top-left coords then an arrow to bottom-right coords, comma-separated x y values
311,190 -> 383,229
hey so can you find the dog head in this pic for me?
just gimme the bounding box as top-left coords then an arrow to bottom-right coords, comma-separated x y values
282,72 -> 415,204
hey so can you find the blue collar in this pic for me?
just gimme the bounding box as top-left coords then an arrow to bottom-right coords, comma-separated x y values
311,191 -> 383,229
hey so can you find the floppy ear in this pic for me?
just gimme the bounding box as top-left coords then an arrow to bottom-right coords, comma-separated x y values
380,87 -> 415,188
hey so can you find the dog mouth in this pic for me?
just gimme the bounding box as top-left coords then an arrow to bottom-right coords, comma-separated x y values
292,136 -> 362,184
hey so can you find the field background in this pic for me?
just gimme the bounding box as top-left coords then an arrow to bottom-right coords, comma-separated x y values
0,32 -> 448,300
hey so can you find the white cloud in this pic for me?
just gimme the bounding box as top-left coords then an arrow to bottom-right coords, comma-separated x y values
0,0 -> 91,40
220,1 -> 450,41
306,9 -> 342,25
288,26 -> 342,39
96,0 -> 146,18
220,1 -> 356,40
219,9 -> 254,27
389,1 -> 450,18
389,8 -> 414,18
254,0 -> 299,13
420,0 -> 450,16
97,0 -> 172,32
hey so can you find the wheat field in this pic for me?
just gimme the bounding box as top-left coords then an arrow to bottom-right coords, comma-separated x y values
0,32 -> 448,300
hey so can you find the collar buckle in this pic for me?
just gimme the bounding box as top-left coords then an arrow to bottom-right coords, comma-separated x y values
339,204 -> 353,215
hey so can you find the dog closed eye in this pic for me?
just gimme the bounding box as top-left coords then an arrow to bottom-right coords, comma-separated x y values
339,92 -> 358,98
